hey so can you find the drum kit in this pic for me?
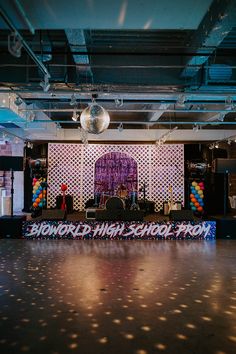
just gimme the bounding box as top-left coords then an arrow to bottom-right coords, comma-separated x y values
94,177 -> 139,210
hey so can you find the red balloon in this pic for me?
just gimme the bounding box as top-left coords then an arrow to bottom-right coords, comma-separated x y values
195,202 -> 200,207
61,183 -> 68,192
197,206 -> 203,212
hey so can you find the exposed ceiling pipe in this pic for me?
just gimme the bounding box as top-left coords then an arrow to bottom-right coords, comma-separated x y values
13,0 -> 35,35
5,120 -> 236,126
18,108 -> 236,113
0,6 -> 50,78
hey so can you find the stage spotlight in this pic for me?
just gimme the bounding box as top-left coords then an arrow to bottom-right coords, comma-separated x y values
8,32 -> 22,58
70,93 -> 77,106
118,122 -> 123,132
14,96 -> 22,106
72,109 -> 79,122
215,143 -> 219,149
40,75 -> 50,92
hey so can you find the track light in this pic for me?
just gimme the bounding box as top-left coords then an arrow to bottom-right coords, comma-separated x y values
225,96 -> 234,110
115,98 -> 124,107
14,96 -> 22,106
70,93 -> 77,106
8,32 -> 22,58
176,94 -> 185,106
40,75 -> 50,92
117,122 -> 123,132
215,143 -> 219,149
72,109 -> 79,122
25,141 -> 33,149
193,124 -> 199,132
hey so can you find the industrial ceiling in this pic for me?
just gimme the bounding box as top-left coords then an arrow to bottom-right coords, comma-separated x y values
0,0 -> 236,143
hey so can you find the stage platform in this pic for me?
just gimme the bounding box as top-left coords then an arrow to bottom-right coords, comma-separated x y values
2,210 -> 236,240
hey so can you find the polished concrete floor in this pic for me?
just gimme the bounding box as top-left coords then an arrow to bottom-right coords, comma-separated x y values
0,240 -> 236,354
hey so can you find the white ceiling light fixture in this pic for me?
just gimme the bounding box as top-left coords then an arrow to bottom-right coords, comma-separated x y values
72,109 -> 79,122
176,94 -> 186,107
115,98 -> 124,107
80,103 -> 110,134
70,93 -> 77,106
117,122 -> 123,132
225,96 -> 234,110
14,96 -> 23,106
215,142 -> 219,149
40,74 -> 50,92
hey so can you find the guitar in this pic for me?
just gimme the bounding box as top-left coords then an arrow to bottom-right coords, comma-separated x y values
167,185 -> 176,214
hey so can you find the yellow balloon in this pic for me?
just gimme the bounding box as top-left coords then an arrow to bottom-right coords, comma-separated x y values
195,186 -> 200,190
198,190 -> 203,195
192,181 -> 197,187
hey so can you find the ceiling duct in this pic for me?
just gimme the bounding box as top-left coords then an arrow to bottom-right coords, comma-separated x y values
208,64 -> 233,82
65,29 -> 93,83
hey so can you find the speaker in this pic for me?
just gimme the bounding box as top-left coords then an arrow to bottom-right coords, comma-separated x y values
212,159 -> 236,173
40,209 -> 66,221
0,215 -> 26,238
0,156 -> 24,171
169,210 -> 194,221
56,195 -> 73,214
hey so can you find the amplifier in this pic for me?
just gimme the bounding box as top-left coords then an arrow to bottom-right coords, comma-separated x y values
212,159 -> 236,173
56,195 -> 73,214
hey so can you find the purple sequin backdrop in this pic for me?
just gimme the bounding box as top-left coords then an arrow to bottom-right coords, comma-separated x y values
94,152 -> 138,195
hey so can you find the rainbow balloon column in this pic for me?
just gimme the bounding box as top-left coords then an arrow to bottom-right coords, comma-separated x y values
32,177 -> 47,209
190,181 -> 205,214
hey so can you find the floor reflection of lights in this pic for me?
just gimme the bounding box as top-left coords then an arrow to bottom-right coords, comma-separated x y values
0,240 -> 236,354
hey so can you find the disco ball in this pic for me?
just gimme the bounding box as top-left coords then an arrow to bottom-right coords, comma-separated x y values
80,104 -> 110,134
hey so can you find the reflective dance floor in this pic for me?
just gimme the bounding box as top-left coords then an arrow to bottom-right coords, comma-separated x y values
0,240 -> 236,354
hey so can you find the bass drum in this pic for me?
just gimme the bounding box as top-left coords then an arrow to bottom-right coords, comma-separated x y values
105,196 -> 125,210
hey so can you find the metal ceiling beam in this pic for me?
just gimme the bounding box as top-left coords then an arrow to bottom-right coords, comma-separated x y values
18,108 -> 236,113
181,0 -> 236,78
2,119 -> 236,126
0,5 -> 50,78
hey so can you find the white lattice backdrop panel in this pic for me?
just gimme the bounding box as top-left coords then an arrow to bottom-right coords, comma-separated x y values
48,144 -> 184,211
151,145 -> 184,211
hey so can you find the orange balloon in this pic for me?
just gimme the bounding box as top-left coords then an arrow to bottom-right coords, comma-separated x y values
190,194 -> 194,198
195,202 -> 200,207
39,193 -> 43,199
36,198 -> 40,203
33,202 -> 38,208
197,206 -> 203,212
192,198 -> 196,203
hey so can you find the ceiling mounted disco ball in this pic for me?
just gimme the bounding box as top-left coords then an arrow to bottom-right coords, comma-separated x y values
80,104 -> 110,134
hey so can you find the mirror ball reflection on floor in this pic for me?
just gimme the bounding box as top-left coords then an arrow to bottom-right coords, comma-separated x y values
0,240 -> 236,354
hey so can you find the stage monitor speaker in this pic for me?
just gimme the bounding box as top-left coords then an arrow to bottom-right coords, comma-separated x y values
169,210 -> 194,221
0,156 -> 24,171
95,209 -> 144,221
56,195 -> 73,214
212,159 -> 236,173
40,209 -> 66,221
0,215 -> 26,238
